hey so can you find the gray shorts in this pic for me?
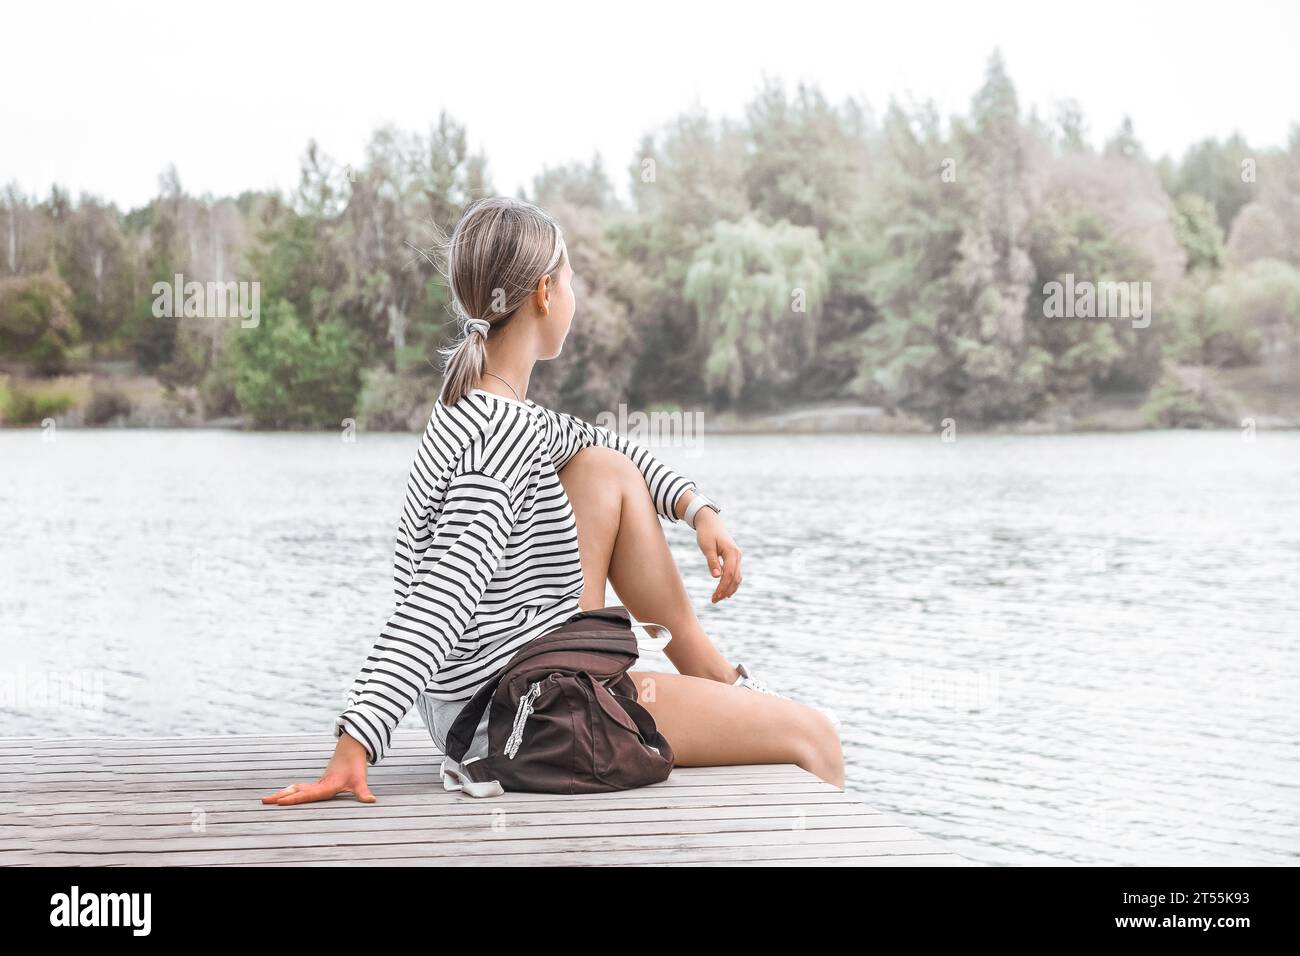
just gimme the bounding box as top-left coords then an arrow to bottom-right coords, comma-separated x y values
416,691 -> 491,762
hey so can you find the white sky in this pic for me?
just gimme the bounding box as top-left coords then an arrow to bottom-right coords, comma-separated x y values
2,0 -> 1296,210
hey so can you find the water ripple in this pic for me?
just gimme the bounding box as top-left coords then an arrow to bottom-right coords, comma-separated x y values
1,428 -> 1296,865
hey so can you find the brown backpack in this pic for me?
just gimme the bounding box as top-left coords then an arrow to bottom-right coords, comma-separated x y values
438,605 -> 676,797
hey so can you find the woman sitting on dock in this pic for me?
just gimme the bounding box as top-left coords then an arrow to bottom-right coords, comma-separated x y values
261,196 -> 843,806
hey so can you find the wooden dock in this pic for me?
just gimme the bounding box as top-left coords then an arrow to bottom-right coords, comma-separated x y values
4,730 -> 974,866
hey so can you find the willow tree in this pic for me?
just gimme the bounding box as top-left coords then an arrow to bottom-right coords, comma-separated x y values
619,110 -> 750,407
684,215 -> 827,407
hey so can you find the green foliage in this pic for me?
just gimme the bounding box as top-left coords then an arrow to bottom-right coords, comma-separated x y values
1169,259 -> 1300,367
198,345 -> 241,419
525,194 -> 641,415
0,380 -> 78,424
1170,135 -> 1257,232
1211,259 -> 1300,359
358,366 -> 435,432
53,199 -> 135,349
849,57 -> 1065,423
123,194 -> 182,373
1173,194 -> 1225,272
741,78 -> 873,235
0,272 -> 81,374
1027,185 -> 1168,397
684,216 -> 828,405
245,196 -> 338,326
2,61 -> 1299,429
232,299 -> 363,429
1142,366 -> 1236,428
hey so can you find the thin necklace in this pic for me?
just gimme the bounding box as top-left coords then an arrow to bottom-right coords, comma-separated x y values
482,370 -> 524,402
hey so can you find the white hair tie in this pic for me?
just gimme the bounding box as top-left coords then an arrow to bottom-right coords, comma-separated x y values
462,318 -> 490,338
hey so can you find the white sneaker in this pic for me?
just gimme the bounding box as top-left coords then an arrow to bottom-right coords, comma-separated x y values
731,662 -> 785,697
731,663 -> 843,735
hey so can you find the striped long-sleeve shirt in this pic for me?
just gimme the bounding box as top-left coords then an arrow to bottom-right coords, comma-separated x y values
333,387 -> 697,765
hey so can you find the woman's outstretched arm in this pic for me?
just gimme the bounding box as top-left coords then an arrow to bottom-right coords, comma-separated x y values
262,413 -> 534,805
332,465 -> 521,766
261,468 -> 520,806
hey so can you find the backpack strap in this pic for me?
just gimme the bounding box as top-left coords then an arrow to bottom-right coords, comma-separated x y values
439,667 -> 509,798
443,664 -> 505,764
438,755 -> 505,798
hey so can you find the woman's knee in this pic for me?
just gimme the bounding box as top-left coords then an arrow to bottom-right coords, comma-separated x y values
559,446 -> 642,514
559,448 -> 644,602
793,703 -> 843,770
561,445 -> 639,486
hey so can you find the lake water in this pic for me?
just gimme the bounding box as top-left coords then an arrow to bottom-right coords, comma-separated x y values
1,427 -> 1297,865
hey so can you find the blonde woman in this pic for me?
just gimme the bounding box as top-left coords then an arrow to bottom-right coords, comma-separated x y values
262,197 -> 843,807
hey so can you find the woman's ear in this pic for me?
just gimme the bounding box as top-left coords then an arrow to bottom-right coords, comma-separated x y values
534,274 -> 551,315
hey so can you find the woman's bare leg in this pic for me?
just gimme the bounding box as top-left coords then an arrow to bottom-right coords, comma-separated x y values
558,446 -> 738,683
628,669 -> 844,788
557,446 -> 844,787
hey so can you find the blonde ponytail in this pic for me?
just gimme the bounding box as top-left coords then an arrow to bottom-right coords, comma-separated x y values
430,197 -> 567,406
437,315 -> 491,408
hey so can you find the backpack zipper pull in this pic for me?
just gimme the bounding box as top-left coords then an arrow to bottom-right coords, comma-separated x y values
504,680 -> 544,759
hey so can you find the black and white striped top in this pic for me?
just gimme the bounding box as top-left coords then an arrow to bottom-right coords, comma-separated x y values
333,387 -> 696,765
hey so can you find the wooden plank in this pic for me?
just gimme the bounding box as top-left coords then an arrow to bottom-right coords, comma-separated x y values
213,842 -> 961,867
10,784 -> 849,817
28,835 -> 955,867
13,786 -> 858,817
15,776 -> 837,801
4,752 -> 807,775
43,816 -> 920,853
5,733 -> 974,867
25,797 -> 884,829
6,761 -> 812,781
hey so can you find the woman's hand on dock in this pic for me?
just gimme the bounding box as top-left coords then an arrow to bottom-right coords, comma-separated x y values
694,509 -> 742,603
260,732 -> 377,805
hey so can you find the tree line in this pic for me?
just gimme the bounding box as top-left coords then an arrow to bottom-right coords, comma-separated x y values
2,52 -> 1298,429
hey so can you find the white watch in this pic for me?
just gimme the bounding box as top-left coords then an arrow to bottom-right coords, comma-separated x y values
683,491 -> 721,529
